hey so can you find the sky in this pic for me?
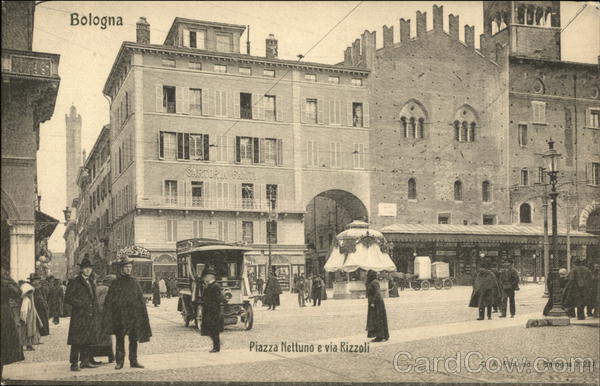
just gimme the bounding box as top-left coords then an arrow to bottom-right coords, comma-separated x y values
32,1 -> 600,252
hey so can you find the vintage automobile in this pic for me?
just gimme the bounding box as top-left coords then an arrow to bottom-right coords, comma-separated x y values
176,238 -> 253,331
111,245 -> 154,302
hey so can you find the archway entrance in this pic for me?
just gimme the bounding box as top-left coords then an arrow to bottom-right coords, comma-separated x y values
585,208 -> 600,263
304,190 -> 368,282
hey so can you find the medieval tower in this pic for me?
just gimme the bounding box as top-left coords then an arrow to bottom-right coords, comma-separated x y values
65,105 -> 82,208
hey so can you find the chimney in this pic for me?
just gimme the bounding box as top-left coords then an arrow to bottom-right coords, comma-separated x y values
400,18 -> 411,42
433,5 -> 443,31
464,25 -> 475,48
265,34 -> 278,59
449,14 -> 459,40
416,11 -> 427,38
344,47 -> 352,66
383,25 -> 394,48
136,17 -> 150,44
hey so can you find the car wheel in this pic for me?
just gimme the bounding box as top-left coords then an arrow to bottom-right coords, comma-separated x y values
421,281 -> 430,290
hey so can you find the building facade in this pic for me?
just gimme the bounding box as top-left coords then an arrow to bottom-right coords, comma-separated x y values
1,1 -> 61,280
103,18 -> 370,288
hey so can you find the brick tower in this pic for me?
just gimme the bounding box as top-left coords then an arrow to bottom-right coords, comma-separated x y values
65,105 -> 82,208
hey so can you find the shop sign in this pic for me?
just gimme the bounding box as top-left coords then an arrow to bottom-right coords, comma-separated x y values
436,250 -> 456,256
185,167 -> 256,180
481,250 -> 499,256
378,203 -> 397,217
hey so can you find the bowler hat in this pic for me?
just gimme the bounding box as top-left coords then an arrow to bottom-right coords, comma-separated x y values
28,272 -> 41,281
202,266 -> 217,277
77,257 -> 94,268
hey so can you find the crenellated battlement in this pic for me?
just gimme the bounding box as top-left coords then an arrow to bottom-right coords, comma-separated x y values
342,4 -> 481,68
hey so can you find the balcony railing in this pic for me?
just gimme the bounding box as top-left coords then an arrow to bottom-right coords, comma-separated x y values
138,195 -> 302,212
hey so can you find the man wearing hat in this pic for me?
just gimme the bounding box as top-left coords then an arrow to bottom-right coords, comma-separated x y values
29,273 -> 50,337
200,266 -> 226,353
47,275 -> 64,325
498,259 -> 520,318
63,256 -> 100,371
103,256 -> 152,369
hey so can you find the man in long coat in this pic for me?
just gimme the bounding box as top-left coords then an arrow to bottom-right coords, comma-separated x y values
563,257 -> 594,320
29,273 -> 50,337
152,279 -> 161,307
47,276 -> 64,325
1,263 -> 24,378
312,275 -> 323,306
89,275 -> 115,364
200,266 -> 226,353
366,270 -> 389,342
63,257 -> 100,371
264,271 -> 282,310
297,275 -> 306,307
469,262 -> 501,320
103,256 -> 151,370
498,260 -> 520,318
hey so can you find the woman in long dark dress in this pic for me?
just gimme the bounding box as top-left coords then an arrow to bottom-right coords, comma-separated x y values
1,264 -> 24,379
366,270 -> 389,342
264,272 -> 282,310
152,280 -> 161,307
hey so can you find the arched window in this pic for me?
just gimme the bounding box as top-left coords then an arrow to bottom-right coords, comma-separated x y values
533,79 -> 545,94
520,203 -> 532,223
408,178 -> 416,200
482,181 -> 491,202
399,100 -> 427,139
454,180 -> 463,201
454,105 -> 478,142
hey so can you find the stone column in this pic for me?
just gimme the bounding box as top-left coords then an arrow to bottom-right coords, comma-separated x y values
10,220 -> 35,281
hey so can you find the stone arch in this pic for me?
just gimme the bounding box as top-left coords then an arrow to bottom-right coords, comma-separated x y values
579,202 -> 600,233
533,78 -> 545,94
155,254 -> 176,264
399,99 -> 428,139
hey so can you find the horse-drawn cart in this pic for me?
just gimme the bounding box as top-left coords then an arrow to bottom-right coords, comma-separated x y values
409,256 -> 453,290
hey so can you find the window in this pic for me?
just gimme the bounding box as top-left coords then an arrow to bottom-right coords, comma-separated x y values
306,140 -> 318,167
166,219 -> 178,242
177,132 -> 190,160
192,219 -> 203,238
264,95 -> 276,122
241,183 -> 254,208
239,67 -> 251,75
329,100 -> 341,125
235,136 -> 281,166
240,93 -> 252,119
242,221 -> 254,243
483,215 -> 496,225
305,74 -> 316,82
438,214 -> 450,224
589,109 -> 600,128
267,221 -> 277,244
330,142 -> 341,168
164,180 -> 177,205
189,89 -> 202,114
215,90 -> 227,116
214,64 -> 227,73
163,86 -> 176,113
532,101 -> 546,124
351,78 -> 363,86
538,167 -> 546,184
400,100 -> 427,139
328,76 -> 339,84
353,143 -> 366,169
454,181 -> 463,201
216,33 -> 232,52
305,99 -> 317,124
453,106 -> 478,142
590,162 -> 600,186
190,134 -> 205,160
264,138 -> 277,165
191,181 -> 203,207
162,58 -> 175,68
266,184 -> 278,209
189,61 -> 202,70
482,181 -> 491,202
521,169 -> 529,186
263,69 -> 275,77
352,102 -> 363,127
238,137 -> 253,163
184,29 -> 205,49
519,203 -> 532,223
518,124 -> 528,146
408,178 -> 416,200
189,31 -> 197,48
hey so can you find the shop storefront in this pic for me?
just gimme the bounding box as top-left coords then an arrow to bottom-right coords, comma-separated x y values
382,224 -> 599,286
245,252 -> 305,292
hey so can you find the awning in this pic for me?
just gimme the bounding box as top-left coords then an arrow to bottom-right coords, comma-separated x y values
381,224 -> 599,246
35,210 -> 59,240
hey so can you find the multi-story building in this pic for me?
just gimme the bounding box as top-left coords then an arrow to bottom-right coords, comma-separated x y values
102,17 -> 370,288
75,125 -> 112,275
1,1 -> 61,280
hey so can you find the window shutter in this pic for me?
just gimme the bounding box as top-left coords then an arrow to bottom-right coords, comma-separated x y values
340,102 -> 347,126
317,99 -> 324,124
182,88 -> 189,114
253,137 -> 260,164
258,219 -> 266,244
305,141 -> 310,166
176,86 -> 184,114
224,136 -> 230,162
156,85 -> 163,113
276,95 -> 283,122
228,220 -> 236,243
202,88 -> 210,116
276,139 -> 283,166
259,138 -> 265,163
234,93 -> 240,119
586,163 -> 592,184
252,93 -> 260,120
158,132 -> 164,159
183,29 -> 190,47
279,184 -> 286,208
364,102 -> 370,127
235,136 -> 241,163
209,89 -> 216,116
329,100 -> 335,124
222,91 -> 228,117
347,102 -> 353,127
227,91 -> 233,118
256,183 -> 264,209
177,180 -> 185,207
300,99 -> 307,123
203,134 -> 210,161
259,96 -> 265,120
322,99 -> 330,125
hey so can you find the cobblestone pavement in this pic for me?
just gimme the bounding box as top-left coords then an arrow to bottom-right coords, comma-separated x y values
3,284 -> 598,384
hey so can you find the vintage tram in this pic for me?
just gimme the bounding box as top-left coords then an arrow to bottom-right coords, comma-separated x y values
176,238 -> 253,330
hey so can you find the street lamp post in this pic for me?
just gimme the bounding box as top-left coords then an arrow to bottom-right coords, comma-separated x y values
543,139 -> 567,317
266,186 -> 277,277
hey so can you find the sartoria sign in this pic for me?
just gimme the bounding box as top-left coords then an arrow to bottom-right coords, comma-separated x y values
185,166 -> 256,180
